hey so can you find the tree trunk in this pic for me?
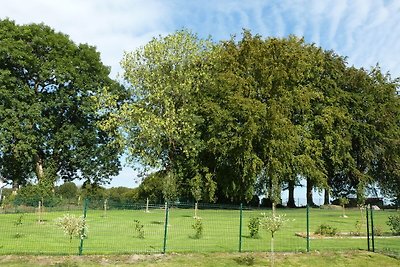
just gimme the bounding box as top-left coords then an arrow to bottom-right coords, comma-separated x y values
306,178 -> 315,207
34,153 -> 45,181
12,180 -> 19,195
287,180 -> 296,208
324,187 -> 330,205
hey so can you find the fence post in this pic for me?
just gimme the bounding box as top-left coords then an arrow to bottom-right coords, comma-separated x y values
78,198 -> 88,255
306,204 -> 310,252
370,205 -> 375,252
366,205 -> 370,251
239,203 -> 243,252
163,202 -> 169,254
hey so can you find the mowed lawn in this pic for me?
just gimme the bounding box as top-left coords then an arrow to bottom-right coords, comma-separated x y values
0,206 -> 399,255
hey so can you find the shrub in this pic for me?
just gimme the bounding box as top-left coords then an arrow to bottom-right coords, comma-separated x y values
14,214 -> 24,238
386,214 -> 400,235
56,214 -> 87,242
374,226 -> 383,236
315,224 -> 337,236
134,219 -> 145,239
192,218 -> 203,239
248,217 -> 261,238
353,220 -> 362,236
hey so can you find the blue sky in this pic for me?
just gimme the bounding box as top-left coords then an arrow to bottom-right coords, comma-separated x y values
1,0 -> 400,192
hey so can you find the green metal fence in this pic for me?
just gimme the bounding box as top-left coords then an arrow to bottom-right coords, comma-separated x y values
0,201 -> 399,255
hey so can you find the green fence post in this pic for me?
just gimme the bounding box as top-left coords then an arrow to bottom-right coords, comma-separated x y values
78,198 -> 88,255
239,203 -> 243,252
370,205 -> 375,252
306,205 -> 310,252
163,202 -> 169,254
366,205 -> 370,251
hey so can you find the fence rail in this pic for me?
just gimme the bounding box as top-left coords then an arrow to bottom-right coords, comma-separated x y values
0,201 -> 398,255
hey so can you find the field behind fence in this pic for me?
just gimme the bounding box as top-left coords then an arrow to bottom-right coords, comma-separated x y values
0,202 -> 399,255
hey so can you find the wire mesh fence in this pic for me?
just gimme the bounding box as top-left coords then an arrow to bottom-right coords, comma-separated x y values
0,201 -> 399,255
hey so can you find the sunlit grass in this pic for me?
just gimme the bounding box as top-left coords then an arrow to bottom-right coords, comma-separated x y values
0,206 -> 398,255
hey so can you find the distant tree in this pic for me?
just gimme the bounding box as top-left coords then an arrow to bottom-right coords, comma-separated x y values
56,182 -> 78,200
137,172 -> 164,203
0,19 -> 122,188
106,186 -> 138,206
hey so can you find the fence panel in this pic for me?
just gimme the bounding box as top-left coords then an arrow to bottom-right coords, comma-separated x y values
1,201 -> 399,255
371,208 -> 400,255
308,207 -> 367,251
165,203 -> 240,252
0,207 -> 82,255
81,203 -> 166,254
241,208 -> 307,252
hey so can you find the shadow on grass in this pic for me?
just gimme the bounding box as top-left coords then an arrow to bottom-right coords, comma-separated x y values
150,221 -> 163,225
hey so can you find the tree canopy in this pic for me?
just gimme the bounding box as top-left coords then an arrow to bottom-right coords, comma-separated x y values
0,19 -> 122,188
102,29 -> 399,205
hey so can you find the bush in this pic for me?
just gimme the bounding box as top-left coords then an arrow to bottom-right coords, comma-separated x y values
133,219 -> 144,239
387,214 -> 400,235
374,226 -> 383,236
353,220 -> 362,236
192,218 -> 203,239
13,214 -> 24,238
248,217 -> 261,238
56,214 -> 87,242
315,224 -> 337,236
14,184 -> 61,207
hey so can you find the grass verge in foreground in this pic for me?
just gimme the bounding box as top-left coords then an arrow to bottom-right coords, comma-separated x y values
0,251 -> 399,267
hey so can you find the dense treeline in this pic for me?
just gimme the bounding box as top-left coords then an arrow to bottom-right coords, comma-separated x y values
101,30 -> 400,207
1,20 -> 399,208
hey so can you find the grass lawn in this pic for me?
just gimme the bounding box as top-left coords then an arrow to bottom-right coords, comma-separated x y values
0,251 -> 399,266
0,205 -> 399,255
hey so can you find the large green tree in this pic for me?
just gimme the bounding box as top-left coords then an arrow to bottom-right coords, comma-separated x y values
0,19 -> 122,188
100,30 -> 218,202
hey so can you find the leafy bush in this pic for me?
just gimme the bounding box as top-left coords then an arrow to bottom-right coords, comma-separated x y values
134,219 -> 145,239
56,214 -> 87,242
353,220 -> 362,236
248,217 -> 261,238
14,214 -> 24,238
192,218 -> 203,239
374,226 -> 383,236
387,214 -> 400,235
14,184 -> 61,207
261,213 -> 287,238
315,224 -> 337,236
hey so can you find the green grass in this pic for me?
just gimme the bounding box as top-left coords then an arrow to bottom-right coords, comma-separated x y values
0,206 -> 399,255
0,251 -> 399,266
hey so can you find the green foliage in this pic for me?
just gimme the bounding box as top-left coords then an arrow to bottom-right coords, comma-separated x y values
13,214 -> 23,238
14,184 -> 61,207
353,220 -> 362,236
107,187 -> 139,206
386,214 -> 400,235
191,217 -> 203,239
56,214 -> 87,242
133,219 -> 145,239
163,172 -> 178,203
137,172 -> 164,203
315,224 -> 337,236
339,197 -> 349,206
0,19 -> 122,187
373,226 -> 383,236
56,182 -> 78,200
248,217 -> 261,239
98,29 -> 400,204
261,213 -> 288,238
